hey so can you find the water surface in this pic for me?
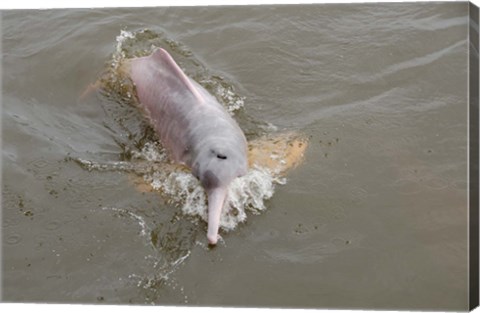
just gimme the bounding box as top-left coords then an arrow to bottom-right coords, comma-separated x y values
2,2 -> 471,310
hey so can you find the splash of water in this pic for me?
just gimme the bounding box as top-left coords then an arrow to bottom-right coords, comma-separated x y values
77,140 -> 283,233
94,28 -> 284,232
75,29 -> 303,302
146,163 -> 281,231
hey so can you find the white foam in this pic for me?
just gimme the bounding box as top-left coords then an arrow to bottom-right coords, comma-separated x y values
215,83 -> 245,114
115,29 -> 135,56
144,161 -> 280,232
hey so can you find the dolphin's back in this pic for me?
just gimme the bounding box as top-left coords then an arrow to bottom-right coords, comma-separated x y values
128,48 -> 247,168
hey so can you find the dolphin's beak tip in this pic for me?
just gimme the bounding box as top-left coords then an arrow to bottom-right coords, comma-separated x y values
207,234 -> 218,245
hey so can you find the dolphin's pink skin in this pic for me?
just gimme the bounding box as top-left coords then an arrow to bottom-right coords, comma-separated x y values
129,48 -> 248,245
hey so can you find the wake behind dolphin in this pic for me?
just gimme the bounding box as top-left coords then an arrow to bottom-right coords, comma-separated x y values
126,48 -> 248,245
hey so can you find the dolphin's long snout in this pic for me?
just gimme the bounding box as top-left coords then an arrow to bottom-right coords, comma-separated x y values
207,187 -> 228,245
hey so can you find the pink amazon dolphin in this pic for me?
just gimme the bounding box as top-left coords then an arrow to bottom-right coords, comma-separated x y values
127,48 -> 248,245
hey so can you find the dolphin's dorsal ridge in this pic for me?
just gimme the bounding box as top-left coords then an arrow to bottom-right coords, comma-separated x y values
152,48 -> 205,103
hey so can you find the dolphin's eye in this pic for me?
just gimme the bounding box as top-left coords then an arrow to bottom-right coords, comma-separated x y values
211,149 -> 227,160
217,154 -> 227,160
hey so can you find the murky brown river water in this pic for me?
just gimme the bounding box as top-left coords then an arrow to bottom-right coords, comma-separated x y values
1,2 -> 473,310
